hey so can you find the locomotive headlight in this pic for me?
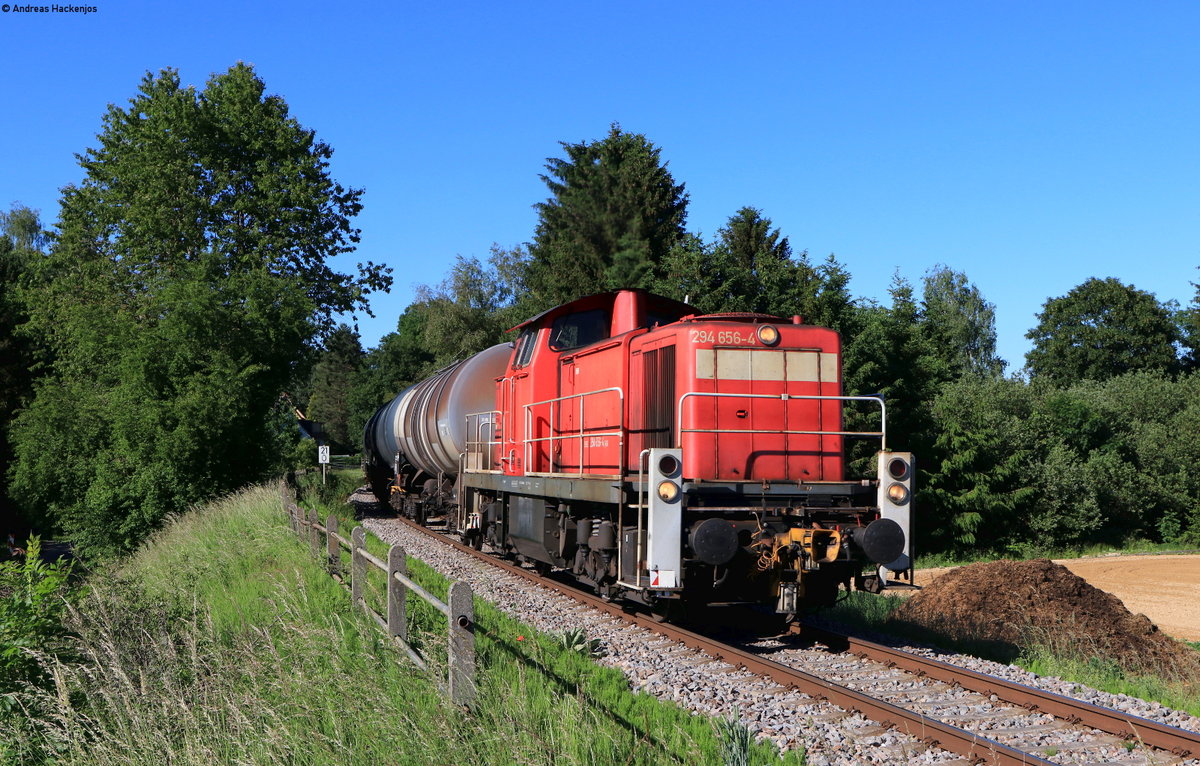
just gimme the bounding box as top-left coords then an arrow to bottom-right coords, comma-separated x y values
886,483 -> 910,505
756,324 -> 780,346
657,480 -> 681,503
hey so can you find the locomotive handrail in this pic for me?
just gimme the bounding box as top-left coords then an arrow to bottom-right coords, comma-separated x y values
676,392 -> 888,451
619,448 -> 653,591
464,409 -> 502,473
522,387 -> 625,478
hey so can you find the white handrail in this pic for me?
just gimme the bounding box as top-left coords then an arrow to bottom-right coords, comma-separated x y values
676,392 -> 888,451
523,387 -> 625,477
464,409 -> 501,471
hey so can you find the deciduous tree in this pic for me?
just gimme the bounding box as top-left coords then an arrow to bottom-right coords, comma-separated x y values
1025,277 -> 1179,382
0,205 -> 47,536
418,244 -> 532,366
8,65 -> 389,555
920,266 -> 1004,379
1179,271 -> 1200,372
348,305 -> 437,447
306,325 -> 364,451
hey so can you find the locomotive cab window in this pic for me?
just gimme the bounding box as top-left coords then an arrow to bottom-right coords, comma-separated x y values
512,328 -> 537,368
548,309 -> 610,352
644,310 -> 684,330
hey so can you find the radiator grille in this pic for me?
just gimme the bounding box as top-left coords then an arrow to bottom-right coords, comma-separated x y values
642,346 -> 676,448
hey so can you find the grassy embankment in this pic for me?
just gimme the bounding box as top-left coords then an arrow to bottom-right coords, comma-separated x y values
820,591 -> 1200,719
1,474 -> 801,765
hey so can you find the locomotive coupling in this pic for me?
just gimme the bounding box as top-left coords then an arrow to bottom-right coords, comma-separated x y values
754,527 -> 843,572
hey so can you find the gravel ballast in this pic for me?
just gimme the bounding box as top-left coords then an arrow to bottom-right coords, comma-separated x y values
355,495 -> 1199,766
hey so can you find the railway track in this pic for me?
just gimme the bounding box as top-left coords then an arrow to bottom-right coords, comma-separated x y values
384,511 -> 1200,765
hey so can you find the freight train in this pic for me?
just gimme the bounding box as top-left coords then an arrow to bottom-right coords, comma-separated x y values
363,289 -> 913,616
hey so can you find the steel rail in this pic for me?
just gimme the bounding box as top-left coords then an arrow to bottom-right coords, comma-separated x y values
798,623 -> 1200,760
389,516 -> 1054,766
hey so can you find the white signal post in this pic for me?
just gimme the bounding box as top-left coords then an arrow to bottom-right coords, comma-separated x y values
318,445 -> 330,485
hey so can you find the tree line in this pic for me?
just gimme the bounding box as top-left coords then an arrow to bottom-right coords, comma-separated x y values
2,68 -> 1198,560
304,125 -> 1200,559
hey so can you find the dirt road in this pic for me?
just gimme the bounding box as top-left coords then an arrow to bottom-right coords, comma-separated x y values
913,554 -> 1200,642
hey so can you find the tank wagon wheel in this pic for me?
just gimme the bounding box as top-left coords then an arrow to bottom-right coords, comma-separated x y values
461,528 -> 483,551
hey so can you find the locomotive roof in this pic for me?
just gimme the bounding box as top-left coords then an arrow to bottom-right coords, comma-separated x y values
506,289 -> 696,334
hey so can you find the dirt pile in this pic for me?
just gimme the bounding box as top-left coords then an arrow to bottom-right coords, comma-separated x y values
892,559 -> 1200,678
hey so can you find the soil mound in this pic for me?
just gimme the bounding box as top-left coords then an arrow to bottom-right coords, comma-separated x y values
892,559 -> 1200,678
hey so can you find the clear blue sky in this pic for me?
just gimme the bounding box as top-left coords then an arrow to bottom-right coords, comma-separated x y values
2,0 -> 1197,372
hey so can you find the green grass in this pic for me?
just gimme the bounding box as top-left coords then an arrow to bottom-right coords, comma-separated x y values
820,590 -> 1200,719
1,483 -> 801,765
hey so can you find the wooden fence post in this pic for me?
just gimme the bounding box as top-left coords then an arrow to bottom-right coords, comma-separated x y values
326,515 -> 339,573
308,507 -> 320,557
448,580 -> 475,708
387,545 -> 407,642
351,527 -> 366,606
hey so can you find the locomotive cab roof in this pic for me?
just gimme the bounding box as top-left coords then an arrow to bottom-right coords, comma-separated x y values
506,289 -> 697,336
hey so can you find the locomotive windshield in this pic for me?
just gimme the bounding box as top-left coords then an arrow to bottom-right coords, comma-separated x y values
512,328 -> 537,368
548,309 -> 610,351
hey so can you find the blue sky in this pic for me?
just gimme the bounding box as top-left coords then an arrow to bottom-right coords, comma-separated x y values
2,0 -> 1197,371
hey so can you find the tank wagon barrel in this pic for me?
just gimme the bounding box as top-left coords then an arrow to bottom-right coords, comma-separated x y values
364,344 -> 510,478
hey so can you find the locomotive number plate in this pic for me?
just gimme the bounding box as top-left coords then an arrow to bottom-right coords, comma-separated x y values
689,329 -> 755,345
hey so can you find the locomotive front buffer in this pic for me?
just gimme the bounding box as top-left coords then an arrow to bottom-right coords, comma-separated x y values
628,446 -> 913,614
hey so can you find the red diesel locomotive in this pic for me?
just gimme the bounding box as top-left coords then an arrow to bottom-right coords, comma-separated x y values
364,289 -> 913,615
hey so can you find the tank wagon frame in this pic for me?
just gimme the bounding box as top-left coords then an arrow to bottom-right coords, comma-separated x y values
364,290 -> 914,616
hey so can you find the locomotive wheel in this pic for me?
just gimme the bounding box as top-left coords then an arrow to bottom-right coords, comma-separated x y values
650,599 -> 684,624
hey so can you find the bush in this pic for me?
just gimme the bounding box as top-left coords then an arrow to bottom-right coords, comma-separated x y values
0,537 -> 72,696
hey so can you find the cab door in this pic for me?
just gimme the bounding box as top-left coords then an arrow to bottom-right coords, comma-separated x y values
500,329 -> 537,475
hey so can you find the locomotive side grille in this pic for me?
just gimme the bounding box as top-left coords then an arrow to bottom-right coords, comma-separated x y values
642,345 -> 676,448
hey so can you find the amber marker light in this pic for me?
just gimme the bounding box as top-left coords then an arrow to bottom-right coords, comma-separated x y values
756,324 -> 780,346
887,483 -> 910,505
657,480 -> 680,503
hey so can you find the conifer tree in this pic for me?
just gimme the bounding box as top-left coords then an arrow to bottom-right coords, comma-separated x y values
528,125 -> 688,305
